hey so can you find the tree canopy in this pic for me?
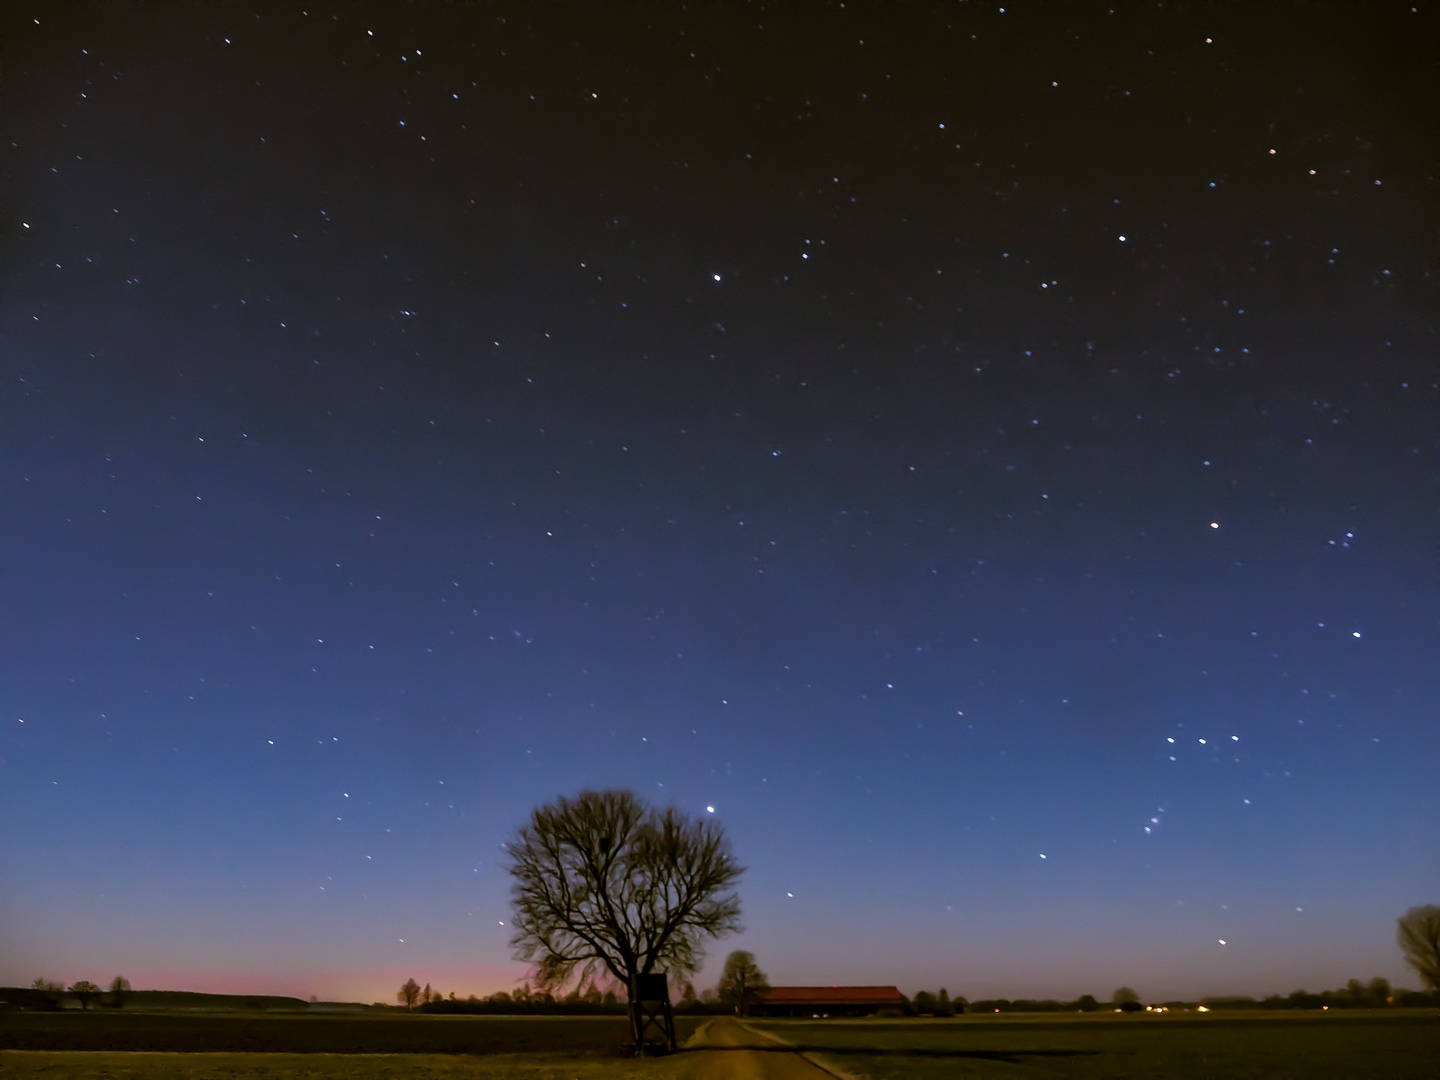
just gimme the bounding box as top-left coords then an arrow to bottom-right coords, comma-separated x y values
1397,905 -> 1440,991
506,789 -> 743,996
69,981 -> 101,1009
397,977 -> 421,1010
715,949 -> 769,1016
108,976 -> 131,1008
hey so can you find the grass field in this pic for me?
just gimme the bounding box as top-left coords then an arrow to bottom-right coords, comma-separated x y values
0,1050 -> 694,1080
2,1011 -> 1438,1078
749,1011 -> 1440,1080
0,1012 -> 703,1055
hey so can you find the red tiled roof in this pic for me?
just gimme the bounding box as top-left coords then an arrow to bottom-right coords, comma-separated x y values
757,986 -> 906,1005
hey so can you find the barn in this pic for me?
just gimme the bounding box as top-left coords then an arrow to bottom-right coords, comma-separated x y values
749,985 -> 907,1017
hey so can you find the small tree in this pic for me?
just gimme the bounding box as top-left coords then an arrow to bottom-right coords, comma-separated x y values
422,983 -> 434,1005
1367,976 -> 1391,1005
1112,986 -> 1139,1005
506,789 -> 743,1044
1397,905 -> 1440,992
109,975 -> 131,1009
911,990 -> 936,1015
70,981 -> 102,1009
936,988 -> 954,1017
397,977 -> 421,1010
716,950 -> 769,1017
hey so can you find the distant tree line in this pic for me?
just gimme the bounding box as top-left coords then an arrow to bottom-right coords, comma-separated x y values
7,977 -> 132,1011
908,979 -> 1438,1016
389,978 -> 725,1015
1202,978 -> 1437,1011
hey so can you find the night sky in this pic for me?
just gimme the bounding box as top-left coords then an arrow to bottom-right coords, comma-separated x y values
3,2 -> 1437,1006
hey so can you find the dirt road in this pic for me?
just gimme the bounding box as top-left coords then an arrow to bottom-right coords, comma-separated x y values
672,1017 -> 843,1080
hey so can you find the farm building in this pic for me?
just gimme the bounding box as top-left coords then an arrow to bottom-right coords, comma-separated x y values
750,985 -> 907,1017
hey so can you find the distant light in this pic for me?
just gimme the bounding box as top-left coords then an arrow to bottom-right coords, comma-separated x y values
1352,631 -> 1361,638
1210,522 -> 1219,529
1118,235 -> 1126,241
786,892 -> 793,897
713,273 -> 721,281
1039,853 -> 1046,859
706,805 -> 715,813
1218,939 -> 1226,945
1231,735 -> 1239,741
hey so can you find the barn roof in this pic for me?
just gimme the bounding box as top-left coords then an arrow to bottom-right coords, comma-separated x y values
757,986 -> 906,1005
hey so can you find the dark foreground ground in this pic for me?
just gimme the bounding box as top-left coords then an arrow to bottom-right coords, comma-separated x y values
751,1011 -> 1440,1080
0,1010 -> 701,1054
2,1010 -> 1439,1078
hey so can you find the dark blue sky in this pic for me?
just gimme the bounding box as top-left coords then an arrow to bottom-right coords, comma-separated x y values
2,1 -> 1437,1004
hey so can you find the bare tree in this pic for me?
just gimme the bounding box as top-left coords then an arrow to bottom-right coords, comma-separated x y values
69,981 -> 101,1010
1397,905 -> 1440,992
397,977 -> 421,1010
716,949 -> 769,1016
506,789 -> 743,1041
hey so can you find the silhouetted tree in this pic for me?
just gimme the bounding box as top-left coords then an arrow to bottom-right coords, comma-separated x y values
1397,905 -> 1440,991
108,976 -> 131,1009
1367,976 -> 1391,1005
422,982 -> 434,1005
936,988 -> 954,1017
1075,994 -> 1100,1012
1112,986 -> 1139,1005
911,990 -> 936,1015
716,950 -> 769,1017
681,981 -> 697,1004
397,977 -> 421,1010
506,789 -> 743,1041
70,981 -> 101,1009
